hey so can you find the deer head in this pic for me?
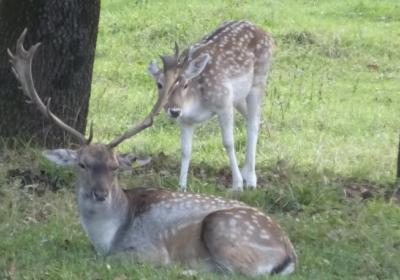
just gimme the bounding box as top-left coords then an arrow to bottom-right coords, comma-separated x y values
148,44 -> 210,119
8,29 -> 159,202
42,145 -> 151,201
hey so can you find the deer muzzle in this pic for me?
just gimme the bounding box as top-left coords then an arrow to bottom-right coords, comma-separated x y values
167,108 -> 182,118
92,188 -> 109,202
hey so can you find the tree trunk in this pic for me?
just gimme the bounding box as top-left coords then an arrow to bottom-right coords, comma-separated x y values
0,0 -> 100,147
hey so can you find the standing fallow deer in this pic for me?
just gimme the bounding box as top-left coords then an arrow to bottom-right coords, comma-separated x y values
8,29 -> 296,277
149,20 -> 273,192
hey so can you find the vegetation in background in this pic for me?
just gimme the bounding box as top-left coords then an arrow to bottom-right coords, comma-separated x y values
1,0 -> 399,279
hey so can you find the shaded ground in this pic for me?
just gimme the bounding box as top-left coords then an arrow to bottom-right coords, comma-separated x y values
6,152 -> 399,207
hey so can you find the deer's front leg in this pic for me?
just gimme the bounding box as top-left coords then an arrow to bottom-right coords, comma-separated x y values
218,109 -> 243,191
179,123 -> 194,191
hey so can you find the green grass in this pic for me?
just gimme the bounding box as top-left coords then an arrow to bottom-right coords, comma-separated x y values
1,0 -> 400,279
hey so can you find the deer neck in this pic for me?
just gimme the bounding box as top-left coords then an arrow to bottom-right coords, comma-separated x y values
179,85 -> 214,123
76,182 -> 129,255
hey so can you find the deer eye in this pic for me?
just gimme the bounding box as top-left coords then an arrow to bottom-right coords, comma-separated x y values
156,82 -> 163,89
183,82 -> 188,89
78,162 -> 87,169
110,164 -> 119,171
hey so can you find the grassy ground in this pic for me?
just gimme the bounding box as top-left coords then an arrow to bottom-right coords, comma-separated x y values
1,0 -> 400,279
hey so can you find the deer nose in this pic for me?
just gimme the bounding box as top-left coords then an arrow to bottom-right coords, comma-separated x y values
168,108 -> 182,118
92,189 -> 108,201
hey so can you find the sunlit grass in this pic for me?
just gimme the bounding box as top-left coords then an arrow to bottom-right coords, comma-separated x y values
0,0 -> 399,279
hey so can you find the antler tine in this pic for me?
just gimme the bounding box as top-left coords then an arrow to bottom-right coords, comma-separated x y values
107,89 -> 167,148
86,122 -> 94,144
45,98 -> 90,144
8,29 -> 88,144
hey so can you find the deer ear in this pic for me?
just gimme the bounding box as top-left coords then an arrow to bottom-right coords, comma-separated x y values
118,153 -> 151,169
183,53 -> 210,80
148,60 -> 161,80
42,149 -> 78,166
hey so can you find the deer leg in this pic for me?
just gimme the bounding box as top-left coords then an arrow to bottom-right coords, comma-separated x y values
241,87 -> 262,188
179,123 -> 195,191
218,108 -> 243,191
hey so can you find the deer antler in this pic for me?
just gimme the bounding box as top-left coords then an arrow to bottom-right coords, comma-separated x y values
106,89 -> 168,148
8,29 -> 92,144
107,44 -> 179,148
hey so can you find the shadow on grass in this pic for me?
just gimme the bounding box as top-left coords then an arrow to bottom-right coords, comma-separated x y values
5,151 -> 399,215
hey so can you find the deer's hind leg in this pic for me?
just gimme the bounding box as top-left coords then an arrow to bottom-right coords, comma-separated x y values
201,208 -> 294,277
241,52 -> 271,188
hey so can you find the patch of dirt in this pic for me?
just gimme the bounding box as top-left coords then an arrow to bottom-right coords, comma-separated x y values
118,152 -> 400,207
367,63 -> 379,71
342,179 -> 399,205
343,180 -> 377,201
384,187 -> 400,204
139,152 -> 178,173
6,168 -> 66,196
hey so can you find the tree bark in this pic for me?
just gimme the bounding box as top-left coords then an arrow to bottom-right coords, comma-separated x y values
0,0 -> 100,147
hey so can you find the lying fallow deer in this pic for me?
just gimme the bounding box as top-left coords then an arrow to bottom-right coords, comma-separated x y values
8,30 -> 296,277
149,20 -> 273,191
